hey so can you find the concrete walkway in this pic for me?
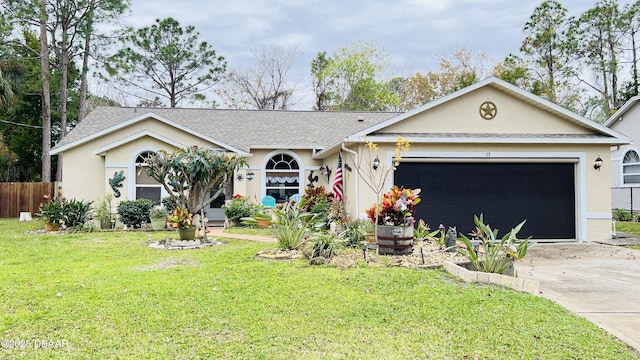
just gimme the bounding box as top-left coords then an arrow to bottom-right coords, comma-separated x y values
207,226 -> 277,243
515,243 -> 640,353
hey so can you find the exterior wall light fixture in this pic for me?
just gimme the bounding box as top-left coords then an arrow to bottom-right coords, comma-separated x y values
373,156 -> 380,170
594,156 -> 603,170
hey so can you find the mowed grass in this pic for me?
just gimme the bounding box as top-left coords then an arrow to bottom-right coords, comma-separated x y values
615,221 -> 640,250
1,219 -> 637,359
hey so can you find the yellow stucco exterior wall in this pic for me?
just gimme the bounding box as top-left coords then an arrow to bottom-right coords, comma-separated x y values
60,118 -> 222,205
57,83 -> 618,243
382,86 -> 592,135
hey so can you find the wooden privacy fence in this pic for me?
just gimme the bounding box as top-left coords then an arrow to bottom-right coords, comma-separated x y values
0,182 -> 56,218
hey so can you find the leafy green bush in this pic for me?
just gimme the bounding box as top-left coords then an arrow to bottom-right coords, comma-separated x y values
223,195 -> 254,224
38,197 -> 66,226
117,199 -> 154,228
613,208 -> 633,222
64,199 -> 93,229
344,219 -> 373,248
457,214 -> 535,274
301,186 -> 335,229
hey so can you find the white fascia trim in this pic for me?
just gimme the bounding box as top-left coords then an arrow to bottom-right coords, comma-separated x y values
92,130 -> 187,155
400,151 -> 583,160
587,212 -> 612,219
105,162 -> 128,168
51,111 -> 250,156
397,150 -> 587,243
251,145 -> 325,150
604,95 -> 640,127
361,135 -> 628,145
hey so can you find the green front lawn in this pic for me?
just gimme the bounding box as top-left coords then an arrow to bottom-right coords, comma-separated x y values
1,219 -> 637,359
614,221 -> 640,250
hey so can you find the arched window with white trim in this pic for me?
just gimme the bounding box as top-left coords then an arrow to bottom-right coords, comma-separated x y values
135,151 -> 162,203
623,150 -> 640,185
265,153 -> 300,202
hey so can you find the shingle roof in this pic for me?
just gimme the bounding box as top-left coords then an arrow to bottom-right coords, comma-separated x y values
53,106 -> 401,154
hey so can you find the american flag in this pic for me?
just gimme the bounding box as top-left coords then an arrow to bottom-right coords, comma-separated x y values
333,152 -> 343,201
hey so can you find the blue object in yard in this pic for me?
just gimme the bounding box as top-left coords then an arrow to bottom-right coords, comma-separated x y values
262,195 -> 276,207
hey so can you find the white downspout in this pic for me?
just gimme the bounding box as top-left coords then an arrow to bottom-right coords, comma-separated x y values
341,143 -> 359,216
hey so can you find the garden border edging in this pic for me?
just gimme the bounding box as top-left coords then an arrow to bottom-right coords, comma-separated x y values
443,261 -> 540,295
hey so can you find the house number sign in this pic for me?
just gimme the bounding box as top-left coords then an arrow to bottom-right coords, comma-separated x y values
479,101 -> 497,120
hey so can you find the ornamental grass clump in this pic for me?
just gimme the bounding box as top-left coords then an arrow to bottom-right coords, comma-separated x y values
271,198 -> 324,250
457,214 -> 535,274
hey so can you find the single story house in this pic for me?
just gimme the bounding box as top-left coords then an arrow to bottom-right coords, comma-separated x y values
604,96 -> 640,213
51,77 -> 628,242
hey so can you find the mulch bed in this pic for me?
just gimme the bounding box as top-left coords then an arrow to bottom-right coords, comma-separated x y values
256,240 -> 466,269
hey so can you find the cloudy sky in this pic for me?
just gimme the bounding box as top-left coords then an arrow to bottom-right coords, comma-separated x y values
118,0 -> 600,108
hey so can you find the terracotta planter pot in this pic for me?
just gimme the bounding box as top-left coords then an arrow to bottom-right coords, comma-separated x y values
257,218 -> 270,228
45,223 -> 60,232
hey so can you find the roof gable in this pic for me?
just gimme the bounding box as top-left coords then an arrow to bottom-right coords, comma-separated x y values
346,77 -> 628,144
51,110 -> 248,156
90,130 -> 192,155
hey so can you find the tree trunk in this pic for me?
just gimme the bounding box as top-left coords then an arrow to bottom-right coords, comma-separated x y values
632,30 -> 639,96
78,0 -> 96,122
39,0 -> 52,182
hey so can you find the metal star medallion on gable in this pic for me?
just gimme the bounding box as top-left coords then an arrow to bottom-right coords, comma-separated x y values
479,101 -> 497,120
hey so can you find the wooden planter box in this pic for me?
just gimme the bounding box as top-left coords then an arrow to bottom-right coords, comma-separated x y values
377,225 -> 414,255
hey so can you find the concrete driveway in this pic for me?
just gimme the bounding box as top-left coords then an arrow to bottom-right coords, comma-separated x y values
515,243 -> 640,353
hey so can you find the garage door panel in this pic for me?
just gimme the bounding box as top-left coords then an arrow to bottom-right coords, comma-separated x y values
394,162 -> 575,240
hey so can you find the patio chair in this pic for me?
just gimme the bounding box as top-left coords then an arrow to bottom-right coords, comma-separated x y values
261,195 -> 276,208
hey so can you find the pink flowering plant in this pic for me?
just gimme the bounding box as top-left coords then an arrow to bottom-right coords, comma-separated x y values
366,185 -> 421,226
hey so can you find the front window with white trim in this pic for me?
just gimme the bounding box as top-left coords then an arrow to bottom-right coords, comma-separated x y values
135,151 -> 162,204
623,150 -> 640,185
265,153 -> 300,202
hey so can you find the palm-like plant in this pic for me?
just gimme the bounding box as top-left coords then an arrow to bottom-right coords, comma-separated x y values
457,214 -> 535,274
271,198 -> 324,250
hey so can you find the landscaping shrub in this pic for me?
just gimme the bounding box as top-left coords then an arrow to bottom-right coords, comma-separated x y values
271,199 -> 324,250
301,186 -> 335,228
223,195 -> 254,224
613,208 -> 633,222
344,219 -> 369,248
457,214 -> 535,274
64,199 -> 93,229
310,233 -> 342,258
117,199 -> 154,228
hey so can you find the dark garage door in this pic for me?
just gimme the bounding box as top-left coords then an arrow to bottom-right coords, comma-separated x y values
394,162 -> 576,240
